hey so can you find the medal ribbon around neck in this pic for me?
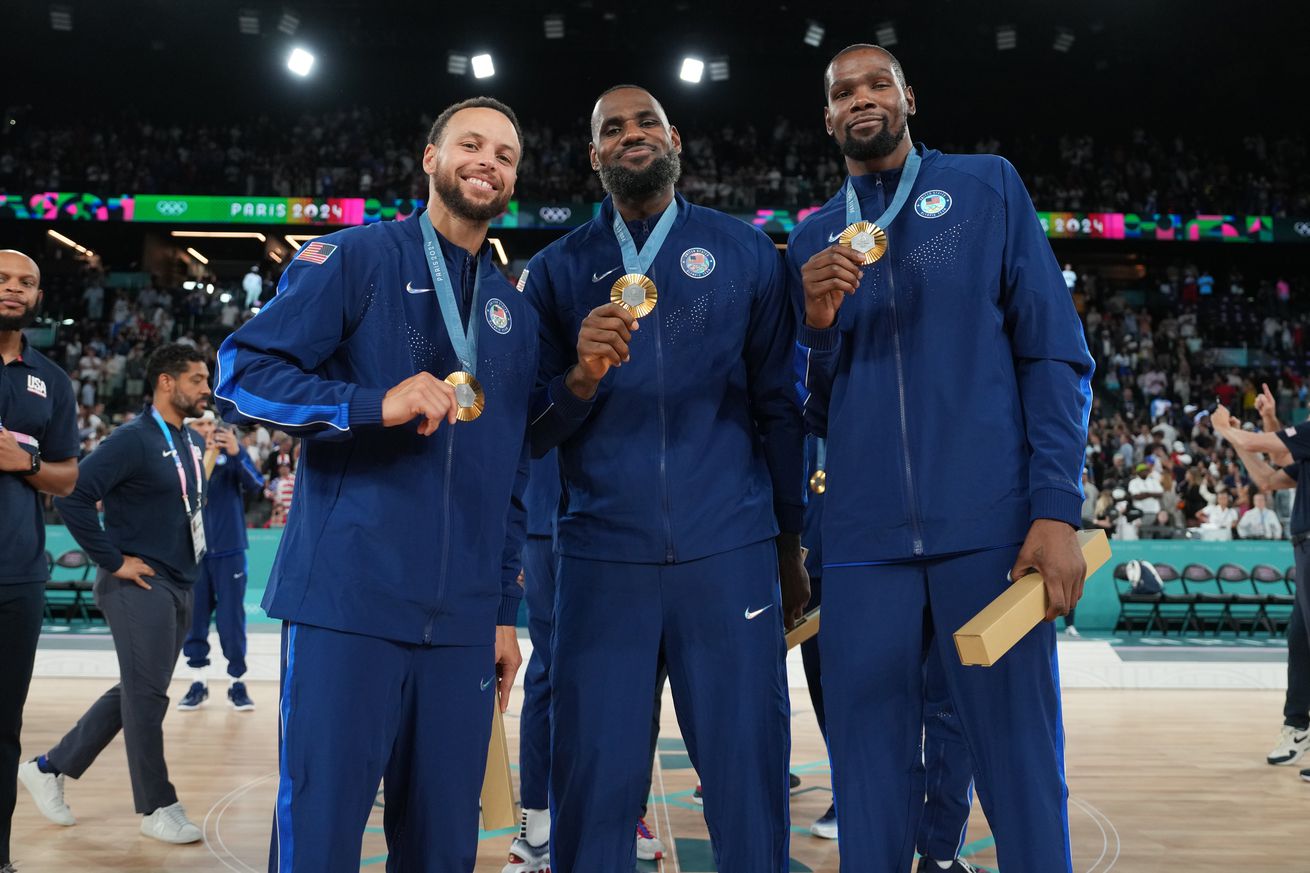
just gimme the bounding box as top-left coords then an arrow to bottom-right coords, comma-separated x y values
609,197 -> 679,318
420,212 -> 486,421
839,149 -> 922,265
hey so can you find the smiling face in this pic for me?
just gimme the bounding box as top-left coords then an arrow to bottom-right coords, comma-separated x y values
0,250 -> 42,332
823,46 -> 915,163
422,107 -> 520,222
589,87 -> 683,202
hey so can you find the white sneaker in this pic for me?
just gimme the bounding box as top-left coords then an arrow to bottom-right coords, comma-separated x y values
810,804 -> 838,839
1064,625 -> 1081,638
636,816 -> 665,860
140,802 -> 202,844
1267,724 -> 1310,765
17,760 -> 75,826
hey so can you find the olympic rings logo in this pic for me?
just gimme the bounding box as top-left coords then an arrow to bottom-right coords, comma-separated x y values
538,206 -> 572,223
155,200 -> 189,216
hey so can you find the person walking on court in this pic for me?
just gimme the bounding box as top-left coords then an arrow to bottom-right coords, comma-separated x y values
0,249 -> 79,873
19,343 -> 212,844
177,410 -> 265,712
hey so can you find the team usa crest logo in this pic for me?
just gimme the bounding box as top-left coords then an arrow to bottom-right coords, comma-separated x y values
27,375 -> 47,398
485,298 -> 512,334
915,190 -> 952,219
680,247 -> 715,279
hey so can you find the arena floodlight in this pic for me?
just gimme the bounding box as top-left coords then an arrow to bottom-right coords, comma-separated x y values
471,53 -> 495,79
447,52 -> 468,75
238,8 -> 260,35
679,57 -> 705,84
287,47 -> 315,77
186,248 -> 210,265
1053,27 -> 1075,52
278,10 -> 300,35
708,57 -> 729,82
50,4 -> 72,31
996,25 -> 1016,51
876,21 -> 898,47
803,20 -> 825,47
544,14 -> 565,39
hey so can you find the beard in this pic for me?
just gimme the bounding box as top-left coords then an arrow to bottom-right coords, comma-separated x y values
839,116 -> 908,161
0,304 -> 37,332
433,170 -> 512,222
599,150 -> 682,202
173,387 -> 208,420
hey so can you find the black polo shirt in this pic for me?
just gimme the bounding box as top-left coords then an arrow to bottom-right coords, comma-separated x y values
1276,426 -> 1310,537
1,335 -> 79,584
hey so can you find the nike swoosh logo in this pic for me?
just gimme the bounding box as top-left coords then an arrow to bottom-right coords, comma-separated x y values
828,231 -> 842,243
162,450 -> 174,457
591,267 -> 620,283
480,677 -> 493,691
744,605 -> 773,620
406,281 -> 433,294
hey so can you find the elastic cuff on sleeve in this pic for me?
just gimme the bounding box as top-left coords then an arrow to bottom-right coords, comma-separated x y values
1030,488 -> 1084,529
348,387 -> 386,428
797,321 -> 841,352
548,373 -> 595,422
497,594 -> 522,627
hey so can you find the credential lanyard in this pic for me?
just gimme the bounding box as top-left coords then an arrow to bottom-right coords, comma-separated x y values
151,408 -> 201,515
611,197 -> 679,277
843,149 -> 923,230
419,214 -> 483,375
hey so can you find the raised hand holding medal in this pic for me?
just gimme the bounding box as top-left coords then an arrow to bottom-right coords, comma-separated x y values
836,149 -> 921,265
420,212 -> 486,422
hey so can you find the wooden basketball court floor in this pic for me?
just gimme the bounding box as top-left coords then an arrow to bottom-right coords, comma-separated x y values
11,635 -> 1307,873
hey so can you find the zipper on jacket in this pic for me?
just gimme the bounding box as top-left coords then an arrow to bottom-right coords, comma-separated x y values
886,250 -> 925,557
424,426 -> 456,643
653,304 -> 676,563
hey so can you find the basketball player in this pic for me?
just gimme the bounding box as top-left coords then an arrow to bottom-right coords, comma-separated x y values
522,85 -> 807,872
790,45 -> 1094,872
215,97 -> 537,872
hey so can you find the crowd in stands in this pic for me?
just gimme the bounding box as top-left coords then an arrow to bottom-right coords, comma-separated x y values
3,105 -> 1307,216
1075,263 -> 1310,541
22,247 -> 1309,540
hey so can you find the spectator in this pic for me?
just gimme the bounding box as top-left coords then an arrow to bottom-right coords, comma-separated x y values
1197,490 -> 1239,539
1238,492 -> 1284,540
1141,509 -> 1182,539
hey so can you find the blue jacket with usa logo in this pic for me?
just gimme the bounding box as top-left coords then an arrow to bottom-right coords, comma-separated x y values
214,211 -> 537,645
791,144 -> 1094,566
524,194 -> 803,565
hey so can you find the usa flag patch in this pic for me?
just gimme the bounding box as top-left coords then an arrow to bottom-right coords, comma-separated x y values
295,241 -> 338,265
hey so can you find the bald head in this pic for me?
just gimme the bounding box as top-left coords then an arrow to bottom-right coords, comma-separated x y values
0,250 -> 39,280
0,249 -> 43,333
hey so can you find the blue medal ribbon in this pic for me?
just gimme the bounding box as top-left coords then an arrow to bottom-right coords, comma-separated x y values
843,149 -> 923,232
419,213 -> 483,376
611,197 -> 680,278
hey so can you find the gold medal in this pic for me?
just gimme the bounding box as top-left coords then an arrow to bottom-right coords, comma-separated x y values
444,371 -> 485,422
809,469 -> 827,494
610,274 -> 658,318
838,220 -> 888,265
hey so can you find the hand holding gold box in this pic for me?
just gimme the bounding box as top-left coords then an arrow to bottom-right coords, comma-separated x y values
952,529 -> 1111,667
785,607 -> 821,649
480,699 -> 517,830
